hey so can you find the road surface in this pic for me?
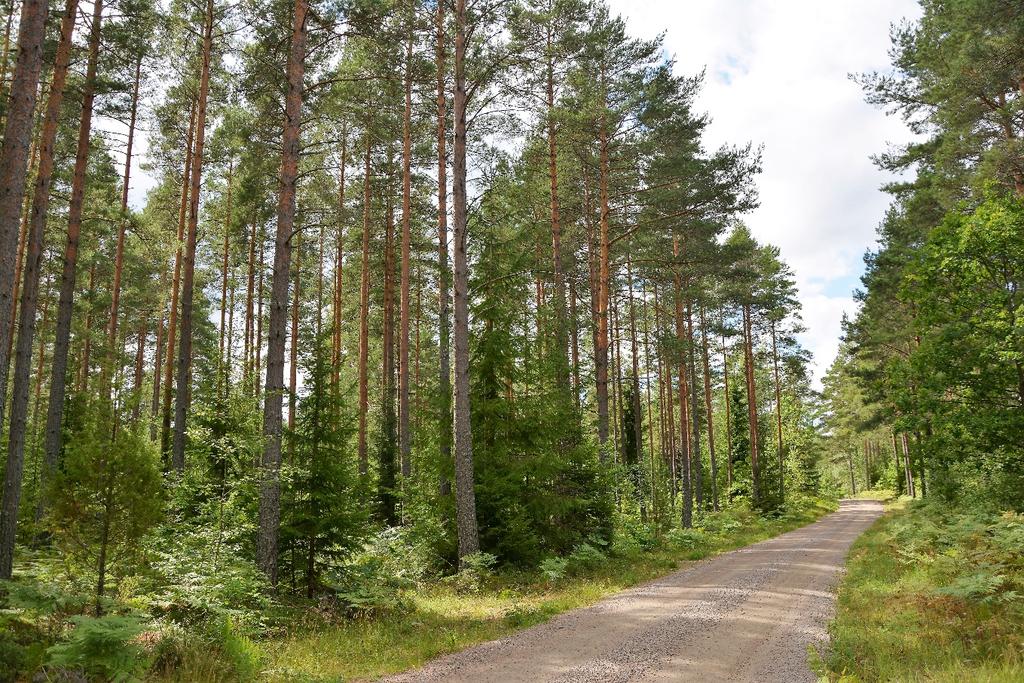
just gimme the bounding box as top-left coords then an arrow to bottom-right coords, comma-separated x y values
383,499 -> 883,683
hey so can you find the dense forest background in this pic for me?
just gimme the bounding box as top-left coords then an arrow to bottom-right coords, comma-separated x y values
0,0 -> 1019,680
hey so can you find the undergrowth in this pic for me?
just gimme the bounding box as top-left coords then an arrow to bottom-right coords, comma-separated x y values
0,496 -> 834,682
816,498 -> 1024,682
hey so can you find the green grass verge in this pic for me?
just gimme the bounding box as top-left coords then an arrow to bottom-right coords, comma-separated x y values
816,499 -> 1024,682
259,498 -> 836,682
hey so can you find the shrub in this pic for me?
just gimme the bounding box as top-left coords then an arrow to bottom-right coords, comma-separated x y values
327,560 -> 412,617
538,556 -> 569,583
567,539 -> 606,573
443,552 -> 498,594
45,615 -> 146,682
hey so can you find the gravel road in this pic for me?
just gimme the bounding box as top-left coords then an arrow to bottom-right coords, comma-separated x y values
382,499 -> 883,683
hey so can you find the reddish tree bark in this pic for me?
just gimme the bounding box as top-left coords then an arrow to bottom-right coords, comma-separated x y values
39,0 -> 104,540
436,0 -> 452,495
3,0 -> 78,551
399,0 -> 413,480
357,131 -> 371,477
161,100 -> 196,456
0,0 -> 48,415
107,54 -> 142,379
172,0 -> 215,472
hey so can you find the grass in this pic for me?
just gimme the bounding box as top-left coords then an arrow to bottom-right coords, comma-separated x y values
259,497 -> 836,682
815,498 -> 1024,682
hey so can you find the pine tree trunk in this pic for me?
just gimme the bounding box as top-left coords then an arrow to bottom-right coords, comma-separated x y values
219,160 -> 233,395
150,298 -> 164,440
700,307 -> 719,511
244,223 -> 256,385
258,0 -> 308,585
107,54 -> 142,383
771,320 -> 784,502
0,1 -> 16,97
686,299 -> 703,511
79,264 -> 96,394
37,0 -> 103,558
161,101 -> 196,457
594,66 -> 611,460
570,281 -> 580,407
722,325 -> 733,490
0,0 -> 48,419
673,263 -> 692,528
332,131 -> 346,387
399,2 -> 413,481
436,0 -> 452,495
357,132 -> 371,478
901,432 -> 915,498
255,241 -> 264,393
626,253 -> 644,515
546,32 -> 568,389
132,318 -> 145,421
1,0 -> 78,559
289,230 -> 301,437
742,303 -> 760,504
381,204 -> 398,524
172,0 -> 215,473
641,280 -> 657,520
9,181 -> 31,362
452,0 -> 479,563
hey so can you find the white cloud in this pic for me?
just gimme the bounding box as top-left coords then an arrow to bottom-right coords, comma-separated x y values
607,0 -> 920,387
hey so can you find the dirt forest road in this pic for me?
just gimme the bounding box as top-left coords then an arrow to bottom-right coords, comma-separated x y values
383,499 -> 884,683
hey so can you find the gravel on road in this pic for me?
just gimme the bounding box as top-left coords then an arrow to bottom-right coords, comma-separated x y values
381,499 -> 884,683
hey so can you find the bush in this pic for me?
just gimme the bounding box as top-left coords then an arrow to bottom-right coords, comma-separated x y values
327,560 -> 412,617
538,556 -> 569,583
567,537 -> 607,574
45,615 -> 146,682
443,552 -> 498,594
665,528 -> 707,550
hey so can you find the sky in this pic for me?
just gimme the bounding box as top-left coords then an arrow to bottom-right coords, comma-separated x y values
606,0 -> 921,388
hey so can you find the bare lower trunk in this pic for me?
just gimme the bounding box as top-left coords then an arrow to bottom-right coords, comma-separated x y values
700,307 -> 718,511
435,0 -> 452,495
332,131 -> 346,386
258,0 -> 308,585
673,263 -> 692,528
172,0 -> 215,473
288,230 -> 301,440
771,321 -> 784,502
453,0 -> 479,563
742,304 -> 760,504
399,4 -> 413,481
722,326 -> 733,489
357,132 -> 371,478
546,39 -> 567,387
107,54 -> 142,385
9,0 -> 78,532
0,0 -> 49,436
219,161 -> 234,396
161,101 -> 197,458
686,299 -> 702,511
595,70 -> 611,459
37,0 -> 103,568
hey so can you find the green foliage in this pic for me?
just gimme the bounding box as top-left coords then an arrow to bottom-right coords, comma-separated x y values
328,559 -> 413,617
45,614 -> 146,682
538,556 -> 569,583
444,552 -> 498,594
822,501 -> 1024,681
49,415 -> 163,609
281,335 -> 368,595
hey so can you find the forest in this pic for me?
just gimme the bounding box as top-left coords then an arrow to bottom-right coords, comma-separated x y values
0,0 -> 1020,680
